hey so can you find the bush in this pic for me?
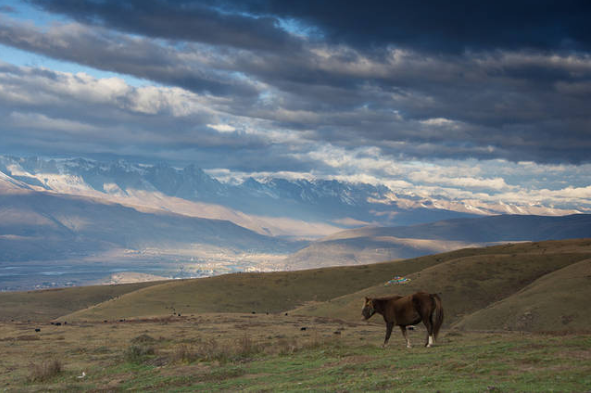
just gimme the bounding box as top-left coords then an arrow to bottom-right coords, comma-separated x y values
131,334 -> 156,344
124,344 -> 155,364
195,339 -> 231,363
171,344 -> 199,364
235,333 -> 263,358
28,359 -> 62,382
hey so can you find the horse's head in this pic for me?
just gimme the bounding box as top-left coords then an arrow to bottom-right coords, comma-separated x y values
362,297 -> 376,320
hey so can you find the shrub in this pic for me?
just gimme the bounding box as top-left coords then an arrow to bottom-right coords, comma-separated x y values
195,339 -> 231,363
131,334 -> 156,344
171,344 -> 199,364
235,333 -> 262,358
28,359 -> 62,382
124,344 -> 155,364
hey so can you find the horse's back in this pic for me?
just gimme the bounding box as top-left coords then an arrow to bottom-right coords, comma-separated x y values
411,291 -> 433,305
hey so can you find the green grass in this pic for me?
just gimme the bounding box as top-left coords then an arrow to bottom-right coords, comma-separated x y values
8,331 -> 588,393
157,333 -> 591,393
1,308 -> 589,393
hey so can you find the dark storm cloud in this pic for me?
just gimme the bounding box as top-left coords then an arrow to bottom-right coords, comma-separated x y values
0,0 -> 589,167
26,0 -> 300,53
28,0 -> 590,54
235,0 -> 591,53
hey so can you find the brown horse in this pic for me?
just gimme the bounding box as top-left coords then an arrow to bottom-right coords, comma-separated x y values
362,291 -> 444,348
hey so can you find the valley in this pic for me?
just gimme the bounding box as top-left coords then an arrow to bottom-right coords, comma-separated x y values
0,238 -> 589,392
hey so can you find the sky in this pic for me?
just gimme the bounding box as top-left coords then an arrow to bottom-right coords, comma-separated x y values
0,0 -> 589,212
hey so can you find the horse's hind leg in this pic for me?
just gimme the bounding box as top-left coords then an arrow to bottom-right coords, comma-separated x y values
382,321 -> 394,348
400,325 -> 411,348
422,315 -> 434,347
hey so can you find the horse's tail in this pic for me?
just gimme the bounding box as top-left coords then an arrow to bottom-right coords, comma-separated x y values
430,293 -> 444,341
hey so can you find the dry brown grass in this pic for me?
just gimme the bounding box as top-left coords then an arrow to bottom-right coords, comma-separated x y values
0,312 -> 588,392
124,344 -> 156,364
28,359 -> 62,382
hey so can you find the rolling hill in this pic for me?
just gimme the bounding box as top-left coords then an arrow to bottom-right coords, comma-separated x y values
454,258 -> 591,332
291,239 -> 590,331
24,238 -> 586,334
0,238 -> 588,333
284,214 -> 591,269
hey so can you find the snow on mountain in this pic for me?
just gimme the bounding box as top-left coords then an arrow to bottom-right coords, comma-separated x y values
0,155 -> 585,238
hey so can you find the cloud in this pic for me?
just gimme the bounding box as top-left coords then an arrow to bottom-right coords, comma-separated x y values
0,61 -> 588,213
0,1 -> 588,216
0,13 -> 588,163
28,0 -> 590,55
232,0 -> 590,53
28,0 -> 301,53
0,17 -> 262,97
207,124 -> 237,133
0,5 -> 16,14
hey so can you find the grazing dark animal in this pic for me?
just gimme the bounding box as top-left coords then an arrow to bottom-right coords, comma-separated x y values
362,292 -> 444,348
35,328 -> 40,332
300,327 -> 307,331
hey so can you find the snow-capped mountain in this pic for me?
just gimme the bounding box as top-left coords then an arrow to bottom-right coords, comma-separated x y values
0,155 -> 584,238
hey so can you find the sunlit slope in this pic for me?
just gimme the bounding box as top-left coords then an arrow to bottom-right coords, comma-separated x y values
454,258 -> 591,332
285,215 -> 591,269
57,245 -> 503,322
291,239 -> 590,329
0,281 -> 168,321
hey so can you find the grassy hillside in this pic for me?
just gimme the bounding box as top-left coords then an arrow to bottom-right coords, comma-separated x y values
57,239 -> 590,331
0,281 -> 168,321
56,251 -> 454,322
292,239 -> 590,331
455,258 -> 591,331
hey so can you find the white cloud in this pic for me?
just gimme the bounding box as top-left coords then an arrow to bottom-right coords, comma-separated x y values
8,111 -> 100,134
207,123 -> 236,133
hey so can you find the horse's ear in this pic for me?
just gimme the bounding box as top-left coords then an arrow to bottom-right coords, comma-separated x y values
364,296 -> 369,302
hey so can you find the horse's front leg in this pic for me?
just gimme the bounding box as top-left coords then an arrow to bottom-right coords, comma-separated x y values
400,325 -> 412,348
382,321 -> 394,348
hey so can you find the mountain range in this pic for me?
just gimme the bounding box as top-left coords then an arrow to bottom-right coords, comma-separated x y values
0,155 -> 583,238
0,155 -> 589,291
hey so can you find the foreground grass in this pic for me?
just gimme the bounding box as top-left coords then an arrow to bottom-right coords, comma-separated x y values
0,314 -> 589,392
